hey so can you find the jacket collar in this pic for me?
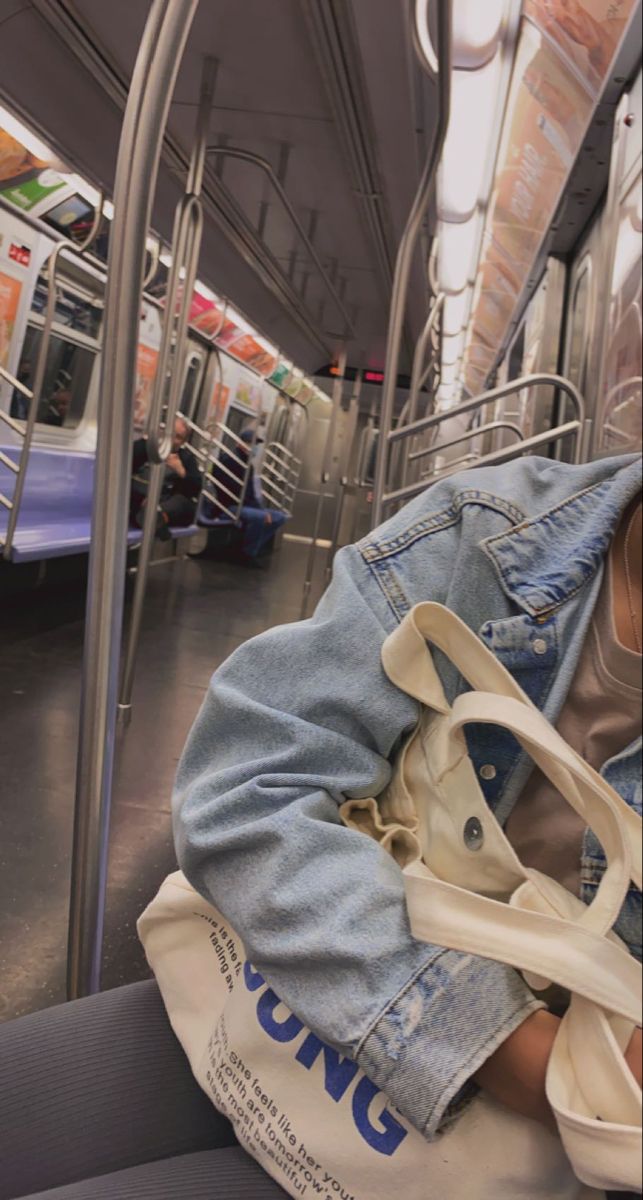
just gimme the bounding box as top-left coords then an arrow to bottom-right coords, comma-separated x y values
482,457 -> 642,617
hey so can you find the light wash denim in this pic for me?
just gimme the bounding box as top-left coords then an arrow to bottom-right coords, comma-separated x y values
174,453 -> 642,1141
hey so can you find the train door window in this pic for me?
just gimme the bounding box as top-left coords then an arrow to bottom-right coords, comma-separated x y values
180,351 -> 205,423
9,261 -> 103,430
565,260 -> 592,392
273,404 -> 290,447
508,325 -> 526,380
596,172 -> 642,453
12,324 -> 97,430
224,404 -> 250,440
30,270 -> 103,340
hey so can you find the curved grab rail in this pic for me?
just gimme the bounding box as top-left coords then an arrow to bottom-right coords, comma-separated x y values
413,0 -> 440,75
205,144 -> 357,341
371,0 -> 451,526
408,292 -> 445,424
384,420 -> 582,507
428,238 -> 440,297
143,237 -> 160,289
409,419 -> 524,464
388,373 -> 587,450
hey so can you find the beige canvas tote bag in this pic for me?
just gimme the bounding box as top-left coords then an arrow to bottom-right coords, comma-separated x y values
139,603 -> 640,1199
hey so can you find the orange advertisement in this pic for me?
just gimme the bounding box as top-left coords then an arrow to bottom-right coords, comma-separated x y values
463,13 -> 608,388
524,0 -> 636,97
0,270 -> 21,369
189,290 -> 226,338
207,380 -> 230,432
226,333 -> 278,377
133,343 -> 159,432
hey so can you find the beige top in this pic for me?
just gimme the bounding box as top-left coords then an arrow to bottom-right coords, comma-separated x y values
506,554 -> 642,895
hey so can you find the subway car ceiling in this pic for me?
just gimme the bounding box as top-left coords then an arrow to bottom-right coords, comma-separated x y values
0,0 -> 439,375
0,0 -> 642,398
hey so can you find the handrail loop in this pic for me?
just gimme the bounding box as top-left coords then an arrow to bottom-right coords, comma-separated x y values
371,0 -> 451,527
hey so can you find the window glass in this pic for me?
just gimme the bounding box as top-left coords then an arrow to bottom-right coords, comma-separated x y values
566,264 -> 591,390
11,325 -> 96,430
31,273 -> 102,339
597,173 -> 642,453
180,355 -> 203,423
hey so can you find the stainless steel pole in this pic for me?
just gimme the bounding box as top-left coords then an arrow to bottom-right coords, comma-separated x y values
300,351 -> 347,619
371,0 -> 451,527
67,0 -> 199,1000
324,370 -> 363,581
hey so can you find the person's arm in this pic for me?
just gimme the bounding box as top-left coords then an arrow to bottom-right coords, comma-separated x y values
174,543 -> 542,1137
475,1014 -> 642,1130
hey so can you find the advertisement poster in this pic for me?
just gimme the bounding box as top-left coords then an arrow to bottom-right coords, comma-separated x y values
226,332 -> 278,377
234,367 -> 263,412
269,362 -> 291,390
189,289 -> 226,338
207,380 -> 231,432
133,344 -> 159,432
524,0 -> 636,97
463,13 -> 605,388
0,270 -> 22,369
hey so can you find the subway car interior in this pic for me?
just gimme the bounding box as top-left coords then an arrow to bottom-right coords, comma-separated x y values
0,0 -> 642,1196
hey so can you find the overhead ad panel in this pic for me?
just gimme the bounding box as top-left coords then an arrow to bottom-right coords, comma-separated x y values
463,0 -> 639,395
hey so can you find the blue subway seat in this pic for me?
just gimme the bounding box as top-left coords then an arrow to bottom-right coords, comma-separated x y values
0,446 -> 198,563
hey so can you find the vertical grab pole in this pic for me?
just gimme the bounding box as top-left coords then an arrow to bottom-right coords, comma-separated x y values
117,55 -> 215,722
324,369 -> 363,582
371,0 -> 451,528
67,0 -> 200,1001
300,350 -> 347,619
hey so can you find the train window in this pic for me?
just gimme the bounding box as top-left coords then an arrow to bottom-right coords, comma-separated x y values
31,271 -> 102,340
180,352 -> 204,423
597,173 -> 642,453
508,326 -> 526,380
12,324 -> 97,430
566,261 -> 592,391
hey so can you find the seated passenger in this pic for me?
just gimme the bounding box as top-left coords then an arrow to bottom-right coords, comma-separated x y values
130,416 -> 201,539
207,426 -> 288,564
174,453 -> 642,1157
0,455 -> 640,1200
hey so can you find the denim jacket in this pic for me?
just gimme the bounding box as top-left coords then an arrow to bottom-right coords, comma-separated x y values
174,453 -> 642,1141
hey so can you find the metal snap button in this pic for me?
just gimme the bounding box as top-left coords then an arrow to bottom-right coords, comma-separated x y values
533,638 -> 548,656
464,817 -> 484,851
479,764 -> 497,781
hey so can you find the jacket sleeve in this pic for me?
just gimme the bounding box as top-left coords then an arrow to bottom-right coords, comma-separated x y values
131,438 -> 148,473
179,447 -> 202,499
173,543 -> 541,1139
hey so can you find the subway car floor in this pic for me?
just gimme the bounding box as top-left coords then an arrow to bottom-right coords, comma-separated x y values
0,537 -> 314,1023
